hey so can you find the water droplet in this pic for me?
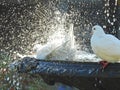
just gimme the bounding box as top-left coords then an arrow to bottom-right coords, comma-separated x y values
111,22 -> 114,25
16,82 -> 20,86
113,15 -> 115,17
97,12 -> 99,15
115,0 -> 118,5
107,19 -> 110,23
13,75 -> 16,78
9,80 -> 12,84
104,10 -> 106,13
99,80 -> 102,84
94,83 -> 97,87
6,77 -> 10,81
13,80 -> 16,85
103,25 -> 106,28
107,13 -> 109,17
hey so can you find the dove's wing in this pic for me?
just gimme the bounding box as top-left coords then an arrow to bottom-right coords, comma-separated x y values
36,41 -> 63,59
93,34 -> 120,57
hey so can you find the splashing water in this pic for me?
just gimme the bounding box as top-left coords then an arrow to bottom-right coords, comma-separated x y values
31,10 -> 101,62
12,8 -> 101,62
32,10 -> 76,61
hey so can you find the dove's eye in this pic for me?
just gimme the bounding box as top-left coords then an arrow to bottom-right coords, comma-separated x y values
93,28 -> 96,30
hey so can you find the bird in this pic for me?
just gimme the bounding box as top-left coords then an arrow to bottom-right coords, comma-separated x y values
90,25 -> 120,69
33,23 -> 76,61
33,23 -> 76,90
32,41 -> 63,59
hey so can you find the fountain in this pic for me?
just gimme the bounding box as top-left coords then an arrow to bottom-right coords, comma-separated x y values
0,0 -> 120,90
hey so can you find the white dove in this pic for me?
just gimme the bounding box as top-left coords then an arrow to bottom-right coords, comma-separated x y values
33,23 -> 76,61
91,25 -> 120,68
33,41 -> 63,59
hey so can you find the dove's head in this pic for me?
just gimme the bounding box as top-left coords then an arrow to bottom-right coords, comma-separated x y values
92,25 -> 105,35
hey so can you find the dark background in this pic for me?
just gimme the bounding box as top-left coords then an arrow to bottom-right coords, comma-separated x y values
0,0 -> 119,55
